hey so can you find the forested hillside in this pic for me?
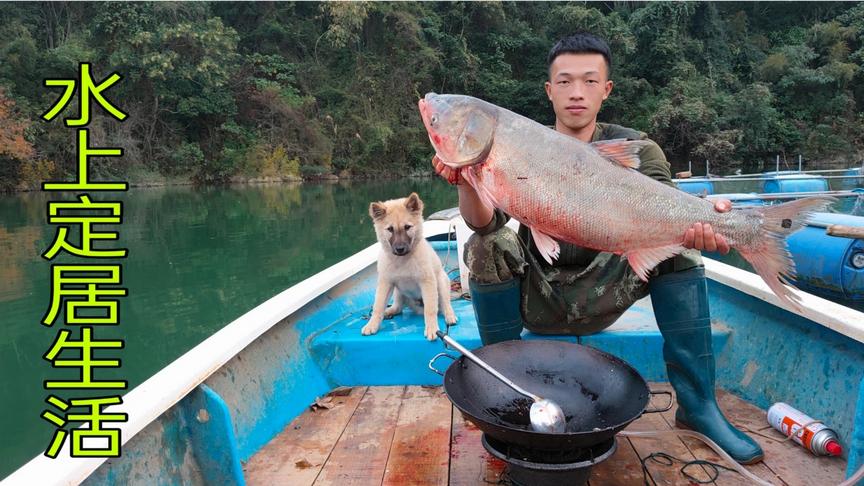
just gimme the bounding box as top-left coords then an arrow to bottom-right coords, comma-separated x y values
1,2 -> 862,190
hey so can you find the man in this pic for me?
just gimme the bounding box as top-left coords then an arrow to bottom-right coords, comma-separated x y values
432,33 -> 763,464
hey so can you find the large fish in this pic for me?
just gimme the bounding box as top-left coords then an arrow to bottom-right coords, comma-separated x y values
418,92 -> 833,309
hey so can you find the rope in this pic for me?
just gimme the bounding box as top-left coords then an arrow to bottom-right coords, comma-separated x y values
636,417 -> 820,483
442,219 -> 455,271
442,218 -> 471,302
639,451 -> 738,485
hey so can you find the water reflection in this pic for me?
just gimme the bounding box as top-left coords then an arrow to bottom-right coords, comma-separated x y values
0,179 -> 456,477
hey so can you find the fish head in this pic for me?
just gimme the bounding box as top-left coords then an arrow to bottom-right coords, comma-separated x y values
418,93 -> 497,168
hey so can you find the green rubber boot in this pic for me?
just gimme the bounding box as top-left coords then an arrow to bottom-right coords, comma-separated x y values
650,267 -> 764,464
468,278 -> 524,346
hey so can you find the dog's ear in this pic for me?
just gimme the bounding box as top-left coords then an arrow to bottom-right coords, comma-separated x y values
370,202 -> 387,221
405,192 -> 423,214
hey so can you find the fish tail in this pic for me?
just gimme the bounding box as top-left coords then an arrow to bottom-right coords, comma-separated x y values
736,196 -> 835,310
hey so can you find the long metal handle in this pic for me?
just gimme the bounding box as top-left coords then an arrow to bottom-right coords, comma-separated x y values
435,331 -> 540,401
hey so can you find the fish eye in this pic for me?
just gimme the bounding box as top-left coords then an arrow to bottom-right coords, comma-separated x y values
430,115 -> 438,125
386,226 -> 394,233
404,224 -> 412,231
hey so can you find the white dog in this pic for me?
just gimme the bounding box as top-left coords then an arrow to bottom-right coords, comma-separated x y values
362,193 -> 457,340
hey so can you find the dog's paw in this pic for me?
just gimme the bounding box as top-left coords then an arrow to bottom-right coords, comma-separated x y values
383,306 -> 402,319
424,324 -> 439,341
361,321 -> 380,336
444,310 -> 457,325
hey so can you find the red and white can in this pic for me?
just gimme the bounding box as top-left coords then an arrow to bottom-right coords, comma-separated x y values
767,402 -> 843,456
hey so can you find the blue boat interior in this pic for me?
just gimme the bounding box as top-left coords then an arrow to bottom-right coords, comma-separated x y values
82,239 -> 864,485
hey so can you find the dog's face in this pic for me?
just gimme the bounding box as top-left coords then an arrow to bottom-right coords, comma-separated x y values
369,193 -> 425,256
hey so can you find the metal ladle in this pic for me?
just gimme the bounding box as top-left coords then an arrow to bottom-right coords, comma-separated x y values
436,331 -> 566,433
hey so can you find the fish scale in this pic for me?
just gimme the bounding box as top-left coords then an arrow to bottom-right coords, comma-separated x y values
483,127 -> 723,249
418,93 -> 834,310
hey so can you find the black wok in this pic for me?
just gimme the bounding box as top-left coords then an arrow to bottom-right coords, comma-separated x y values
429,339 -> 671,451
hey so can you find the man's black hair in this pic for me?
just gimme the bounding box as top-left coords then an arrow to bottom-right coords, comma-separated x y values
547,33 -> 612,77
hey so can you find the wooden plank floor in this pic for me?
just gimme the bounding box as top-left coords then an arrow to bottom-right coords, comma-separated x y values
243,385 -> 847,486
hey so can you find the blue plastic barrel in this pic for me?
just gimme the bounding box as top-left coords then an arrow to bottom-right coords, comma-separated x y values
761,173 -> 828,194
786,212 -> 864,301
676,179 -> 715,196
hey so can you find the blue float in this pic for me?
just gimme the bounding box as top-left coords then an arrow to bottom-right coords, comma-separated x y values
676,178 -> 715,196
762,173 -> 829,194
786,212 -> 864,301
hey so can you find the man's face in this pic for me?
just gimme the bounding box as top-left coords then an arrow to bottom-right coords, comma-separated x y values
544,53 -> 613,134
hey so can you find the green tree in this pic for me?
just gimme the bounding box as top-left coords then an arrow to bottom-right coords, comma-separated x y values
0,1 -> 862,190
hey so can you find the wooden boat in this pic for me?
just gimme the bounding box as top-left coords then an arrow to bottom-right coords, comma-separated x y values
4,216 -> 863,486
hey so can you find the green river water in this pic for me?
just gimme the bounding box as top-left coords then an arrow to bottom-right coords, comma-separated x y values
0,179 -> 457,478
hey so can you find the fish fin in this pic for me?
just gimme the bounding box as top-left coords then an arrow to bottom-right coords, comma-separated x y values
623,244 -> 687,282
736,196 -> 836,311
462,167 -> 500,209
530,227 -> 560,265
590,139 -> 653,169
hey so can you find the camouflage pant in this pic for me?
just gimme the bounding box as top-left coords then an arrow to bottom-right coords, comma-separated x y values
464,226 -> 702,336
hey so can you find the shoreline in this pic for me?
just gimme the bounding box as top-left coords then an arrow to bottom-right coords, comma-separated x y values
5,172 -> 440,194
5,159 -> 861,195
